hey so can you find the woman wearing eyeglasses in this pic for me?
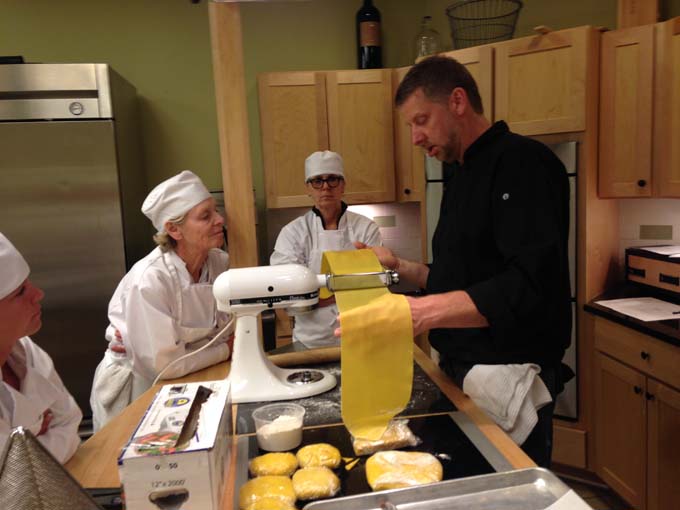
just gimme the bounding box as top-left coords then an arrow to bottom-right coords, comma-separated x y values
270,151 -> 382,348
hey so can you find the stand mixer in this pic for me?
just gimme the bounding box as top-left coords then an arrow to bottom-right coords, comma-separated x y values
212,263 -> 398,403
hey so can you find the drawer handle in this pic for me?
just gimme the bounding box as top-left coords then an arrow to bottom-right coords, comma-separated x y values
646,392 -> 655,401
634,386 -> 643,395
640,351 -> 650,361
659,273 -> 679,286
637,179 -> 647,187
628,266 -> 646,277
404,188 -> 412,195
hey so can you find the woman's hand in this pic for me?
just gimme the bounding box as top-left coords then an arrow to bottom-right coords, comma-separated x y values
38,409 -> 54,436
110,329 -> 127,354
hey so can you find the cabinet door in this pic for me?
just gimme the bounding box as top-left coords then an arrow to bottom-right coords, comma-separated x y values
327,69 -> 395,203
259,71 -> 329,208
647,379 -> 680,510
599,25 -> 654,197
393,66 -> 425,202
594,352 -> 647,509
441,45 -> 494,120
654,18 -> 680,197
494,26 -> 591,135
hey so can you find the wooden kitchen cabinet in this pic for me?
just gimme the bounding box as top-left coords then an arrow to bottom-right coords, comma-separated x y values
494,26 -> 593,135
647,379 -> 680,510
599,17 -> 680,198
393,65 -> 425,202
326,69 -> 395,204
654,17 -> 680,196
594,351 -> 647,508
599,25 -> 654,197
259,68 -> 395,208
258,71 -> 329,208
593,316 -> 680,509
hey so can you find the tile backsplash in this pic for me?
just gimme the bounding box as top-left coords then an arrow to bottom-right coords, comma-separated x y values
265,202 -> 422,292
619,198 -> 680,271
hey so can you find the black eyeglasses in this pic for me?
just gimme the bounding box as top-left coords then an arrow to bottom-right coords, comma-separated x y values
307,176 -> 343,189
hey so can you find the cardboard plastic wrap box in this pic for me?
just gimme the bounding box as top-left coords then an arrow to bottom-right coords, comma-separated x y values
118,380 -> 232,510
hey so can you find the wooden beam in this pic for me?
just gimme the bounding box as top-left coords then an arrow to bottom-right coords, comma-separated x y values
617,0 -> 658,28
209,2 -> 259,267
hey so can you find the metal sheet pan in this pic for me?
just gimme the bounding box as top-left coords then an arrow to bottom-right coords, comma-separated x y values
303,468 -> 593,510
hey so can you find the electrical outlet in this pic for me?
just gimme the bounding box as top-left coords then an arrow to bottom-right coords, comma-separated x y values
373,215 -> 396,228
639,225 -> 673,240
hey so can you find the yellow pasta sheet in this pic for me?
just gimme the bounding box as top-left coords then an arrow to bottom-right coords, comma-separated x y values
321,249 -> 413,440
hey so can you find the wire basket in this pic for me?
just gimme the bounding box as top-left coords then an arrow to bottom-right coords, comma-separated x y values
446,0 -> 523,49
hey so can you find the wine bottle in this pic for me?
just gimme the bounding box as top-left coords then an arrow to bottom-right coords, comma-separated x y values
356,0 -> 382,69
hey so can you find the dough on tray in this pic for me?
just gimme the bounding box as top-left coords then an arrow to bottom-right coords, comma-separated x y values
352,419 -> 419,456
296,443 -> 341,469
243,498 -> 297,510
238,475 -> 296,510
292,467 -> 341,500
249,452 -> 298,477
365,450 -> 443,491
245,498 -> 297,510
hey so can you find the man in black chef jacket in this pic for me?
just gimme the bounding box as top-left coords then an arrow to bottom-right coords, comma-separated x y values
351,56 -> 572,468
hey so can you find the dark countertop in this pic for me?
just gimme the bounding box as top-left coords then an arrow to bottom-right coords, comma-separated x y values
584,283 -> 680,348
236,359 -> 456,434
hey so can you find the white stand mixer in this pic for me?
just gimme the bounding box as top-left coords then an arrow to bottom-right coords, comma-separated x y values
212,263 -> 398,404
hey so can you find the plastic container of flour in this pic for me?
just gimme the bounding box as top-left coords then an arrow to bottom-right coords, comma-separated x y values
252,403 -> 305,451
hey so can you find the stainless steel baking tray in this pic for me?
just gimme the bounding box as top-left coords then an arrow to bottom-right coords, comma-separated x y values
303,467 -> 593,510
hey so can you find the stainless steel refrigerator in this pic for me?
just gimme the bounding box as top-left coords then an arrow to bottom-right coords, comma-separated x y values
0,63 -> 149,418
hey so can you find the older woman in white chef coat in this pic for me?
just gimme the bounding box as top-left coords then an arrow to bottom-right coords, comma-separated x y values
270,151 -> 382,348
90,170 -> 232,431
0,233 -> 82,463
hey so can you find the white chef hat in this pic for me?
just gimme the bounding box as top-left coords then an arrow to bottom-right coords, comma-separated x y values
0,233 -> 30,300
141,170 -> 212,232
305,151 -> 345,181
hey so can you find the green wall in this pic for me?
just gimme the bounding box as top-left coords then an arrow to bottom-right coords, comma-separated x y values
2,0 -> 679,262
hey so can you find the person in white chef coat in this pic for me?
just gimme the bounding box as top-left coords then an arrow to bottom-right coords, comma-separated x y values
0,233 -> 82,463
90,170 -> 233,431
270,151 -> 382,348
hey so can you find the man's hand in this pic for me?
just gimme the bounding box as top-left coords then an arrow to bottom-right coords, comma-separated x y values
353,241 -> 399,270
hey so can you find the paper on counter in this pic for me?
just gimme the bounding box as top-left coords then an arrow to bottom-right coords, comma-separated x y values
545,489 -> 594,509
595,297 -> 680,322
638,245 -> 680,255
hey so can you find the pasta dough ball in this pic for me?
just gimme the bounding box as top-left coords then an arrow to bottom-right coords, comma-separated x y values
365,451 -> 443,491
238,476 -> 295,510
249,452 -> 298,477
296,443 -> 341,469
292,467 -> 340,500
244,498 -> 297,510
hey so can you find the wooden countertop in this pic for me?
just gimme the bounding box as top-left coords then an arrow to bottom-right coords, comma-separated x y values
65,347 -> 535,503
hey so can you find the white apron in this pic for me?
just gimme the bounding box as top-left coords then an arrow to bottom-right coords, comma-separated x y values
91,251 -> 230,431
293,225 -> 355,347
0,338 -> 82,463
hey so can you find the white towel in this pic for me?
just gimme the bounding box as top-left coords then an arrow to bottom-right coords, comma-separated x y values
463,363 -> 552,445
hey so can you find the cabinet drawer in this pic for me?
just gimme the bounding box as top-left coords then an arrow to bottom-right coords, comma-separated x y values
627,254 -> 680,292
594,316 -> 680,390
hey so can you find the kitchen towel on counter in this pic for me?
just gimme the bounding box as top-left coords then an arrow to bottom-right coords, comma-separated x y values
463,364 -> 552,445
321,249 -> 413,441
